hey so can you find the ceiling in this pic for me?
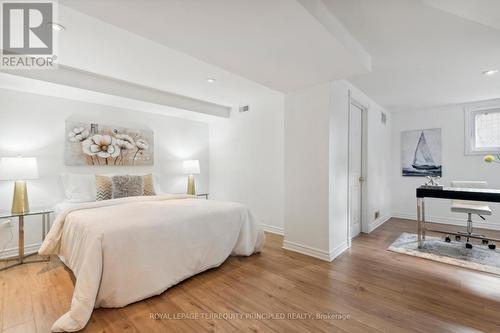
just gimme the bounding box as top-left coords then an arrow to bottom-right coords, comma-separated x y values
59,0 -> 370,92
5,1 -> 498,114
324,0 -> 500,112
2,4 -> 284,120
423,0 -> 500,31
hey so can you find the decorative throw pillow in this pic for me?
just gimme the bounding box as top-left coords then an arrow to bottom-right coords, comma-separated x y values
111,175 -> 144,199
95,175 -> 112,201
142,173 -> 156,196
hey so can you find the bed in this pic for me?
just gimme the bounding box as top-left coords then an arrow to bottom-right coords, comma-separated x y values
39,194 -> 265,332
54,201 -> 83,216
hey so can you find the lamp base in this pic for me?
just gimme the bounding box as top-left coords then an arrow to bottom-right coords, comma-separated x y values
187,175 -> 196,195
12,180 -> 29,214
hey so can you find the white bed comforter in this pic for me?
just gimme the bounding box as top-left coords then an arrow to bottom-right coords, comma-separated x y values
39,194 -> 265,332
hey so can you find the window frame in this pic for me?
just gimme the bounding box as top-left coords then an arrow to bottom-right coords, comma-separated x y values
465,104 -> 500,155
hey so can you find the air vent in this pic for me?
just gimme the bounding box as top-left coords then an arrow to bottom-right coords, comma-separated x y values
239,105 -> 250,112
381,112 -> 387,124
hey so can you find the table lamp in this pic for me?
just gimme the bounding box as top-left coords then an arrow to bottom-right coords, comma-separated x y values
0,157 -> 39,214
183,160 -> 200,195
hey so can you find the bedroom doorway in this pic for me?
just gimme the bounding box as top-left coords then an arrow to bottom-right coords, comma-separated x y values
348,95 -> 367,241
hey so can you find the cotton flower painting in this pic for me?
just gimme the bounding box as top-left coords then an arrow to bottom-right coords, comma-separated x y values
65,122 -> 154,166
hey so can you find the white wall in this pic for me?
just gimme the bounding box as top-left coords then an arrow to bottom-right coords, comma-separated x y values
363,88 -> 392,231
209,91 -> 285,233
0,88 -> 209,257
284,83 -> 331,256
391,102 -> 500,229
283,79 -> 391,261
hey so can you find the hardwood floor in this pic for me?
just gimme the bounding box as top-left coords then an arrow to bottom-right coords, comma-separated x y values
1,218 -> 500,332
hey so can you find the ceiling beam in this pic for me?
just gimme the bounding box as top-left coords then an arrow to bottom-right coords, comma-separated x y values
1,65 -> 231,118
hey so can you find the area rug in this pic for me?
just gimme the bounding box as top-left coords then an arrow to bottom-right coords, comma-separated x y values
388,232 -> 500,275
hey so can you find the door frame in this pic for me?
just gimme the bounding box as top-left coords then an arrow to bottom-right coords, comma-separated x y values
347,90 -> 369,245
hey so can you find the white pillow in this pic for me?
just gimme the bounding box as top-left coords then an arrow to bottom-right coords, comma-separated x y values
61,173 -> 96,203
152,174 -> 163,194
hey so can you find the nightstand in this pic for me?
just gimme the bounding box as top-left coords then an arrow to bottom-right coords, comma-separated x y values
0,208 -> 53,271
197,193 -> 209,199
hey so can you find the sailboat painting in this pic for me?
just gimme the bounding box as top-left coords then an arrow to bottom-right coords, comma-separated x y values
401,128 -> 442,177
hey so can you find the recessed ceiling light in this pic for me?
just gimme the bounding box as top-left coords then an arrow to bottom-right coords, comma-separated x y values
483,69 -> 498,76
206,78 -> 216,83
49,22 -> 66,31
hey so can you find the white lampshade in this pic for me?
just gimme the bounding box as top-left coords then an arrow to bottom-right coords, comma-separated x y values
0,157 -> 39,180
183,160 -> 200,175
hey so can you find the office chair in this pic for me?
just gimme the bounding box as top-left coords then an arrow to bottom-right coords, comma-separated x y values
448,181 -> 494,249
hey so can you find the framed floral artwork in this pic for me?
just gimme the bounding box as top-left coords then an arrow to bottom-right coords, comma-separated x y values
65,121 -> 154,166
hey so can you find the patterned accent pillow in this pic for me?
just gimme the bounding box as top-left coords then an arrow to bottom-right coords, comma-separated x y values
143,173 -> 156,196
111,175 -> 144,199
95,175 -> 112,201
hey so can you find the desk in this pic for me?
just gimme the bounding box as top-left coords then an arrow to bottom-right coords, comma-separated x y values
416,187 -> 500,248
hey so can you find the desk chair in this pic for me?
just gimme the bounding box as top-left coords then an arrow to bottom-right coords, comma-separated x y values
448,181 -> 494,249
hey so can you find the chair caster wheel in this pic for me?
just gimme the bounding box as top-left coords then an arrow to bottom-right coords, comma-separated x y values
445,236 -> 451,243
489,244 -> 496,250
466,243 -> 473,249
455,235 -> 461,241
482,239 -> 489,245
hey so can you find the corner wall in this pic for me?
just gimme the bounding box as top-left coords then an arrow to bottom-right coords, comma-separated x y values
283,80 -> 392,261
209,91 -> 285,233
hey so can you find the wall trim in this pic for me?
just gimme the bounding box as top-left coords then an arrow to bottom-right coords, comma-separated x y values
329,240 -> 349,261
0,243 -> 41,260
368,215 -> 391,233
261,224 -> 284,236
283,240 -> 331,261
392,213 -> 500,231
282,239 -> 349,262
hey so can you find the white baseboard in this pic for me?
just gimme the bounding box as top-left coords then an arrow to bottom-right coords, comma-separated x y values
283,240 -> 331,261
329,240 -> 349,260
368,215 -> 391,233
282,239 -> 349,262
261,224 -> 284,236
0,243 -> 41,260
392,212 -> 500,231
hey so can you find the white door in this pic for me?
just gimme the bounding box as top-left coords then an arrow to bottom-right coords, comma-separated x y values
349,103 -> 363,239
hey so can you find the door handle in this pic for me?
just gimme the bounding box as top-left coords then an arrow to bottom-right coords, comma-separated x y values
359,176 -> 365,182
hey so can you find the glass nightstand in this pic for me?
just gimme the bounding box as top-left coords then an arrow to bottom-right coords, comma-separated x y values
0,208 -> 54,271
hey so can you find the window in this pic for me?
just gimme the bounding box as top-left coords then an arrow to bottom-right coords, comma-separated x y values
465,107 -> 500,155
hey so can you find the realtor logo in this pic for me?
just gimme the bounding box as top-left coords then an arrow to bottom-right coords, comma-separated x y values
3,2 -> 52,54
1,1 -> 57,68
